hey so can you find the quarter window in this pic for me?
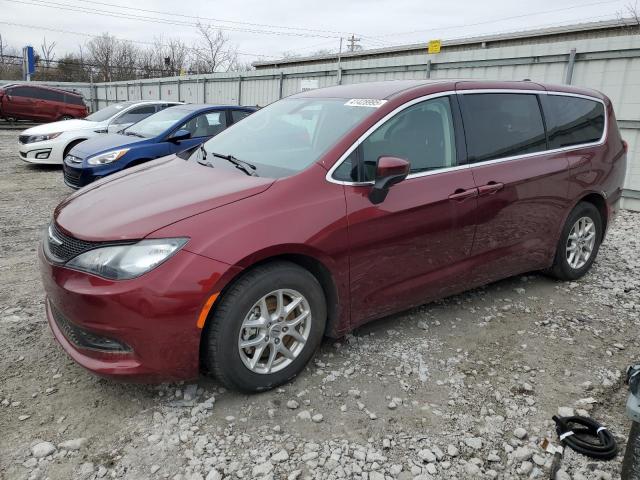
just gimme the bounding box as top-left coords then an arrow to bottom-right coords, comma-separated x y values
461,93 -> 546,163
542,95 -> 605,149
334,96 -> 458,182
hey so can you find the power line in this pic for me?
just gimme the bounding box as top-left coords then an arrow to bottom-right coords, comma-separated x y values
0,20 -> 276,59
369,0 -> 626,39
1,0 -> 341,39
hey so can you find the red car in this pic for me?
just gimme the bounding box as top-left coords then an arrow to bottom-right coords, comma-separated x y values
40,80 -> 626,391
0,83 -> 87,122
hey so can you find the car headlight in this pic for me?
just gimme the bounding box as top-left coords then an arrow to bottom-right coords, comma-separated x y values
27,132 -> 62,143
87,148 -> 130,165
66,238 -> 188,280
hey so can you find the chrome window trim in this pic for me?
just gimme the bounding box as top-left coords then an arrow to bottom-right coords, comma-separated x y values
325,89 -> 607,186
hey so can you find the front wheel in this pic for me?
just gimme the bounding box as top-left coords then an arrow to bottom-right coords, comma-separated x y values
548,202 -> 602,281
202,261 -> 326,392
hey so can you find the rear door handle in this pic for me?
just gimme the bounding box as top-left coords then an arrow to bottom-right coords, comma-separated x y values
449,187 -> 478,201
478,182 -> 504,196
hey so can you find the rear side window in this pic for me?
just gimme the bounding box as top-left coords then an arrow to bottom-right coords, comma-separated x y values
38,89 -> 65,102
113,105 -> 157,125
231,110 -> 251,123
542,95 -> 605,149
460,93 -> 546,163
64,93 -> 85,106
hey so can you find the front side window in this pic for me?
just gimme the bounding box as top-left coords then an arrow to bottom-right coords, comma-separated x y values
85,103 -> 130,122
179,111 -> 228,138
334,96 -> 458,182
199,98 -> 374,178
543,95 -> 605,149
461,93 -> 546,163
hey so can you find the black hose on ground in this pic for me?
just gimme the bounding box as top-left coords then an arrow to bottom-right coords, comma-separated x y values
553,415 -> 618,461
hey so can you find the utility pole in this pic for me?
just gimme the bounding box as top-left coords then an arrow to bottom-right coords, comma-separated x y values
347,34 -> 361,52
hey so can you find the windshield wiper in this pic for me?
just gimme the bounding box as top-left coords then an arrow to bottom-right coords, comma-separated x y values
124,131 -> 145,138
210,151 -> 258,176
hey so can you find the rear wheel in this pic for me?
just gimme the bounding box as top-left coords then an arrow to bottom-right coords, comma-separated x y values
203,261 -> 326,392
60,115 -> 73,121
548,202 -> 602,280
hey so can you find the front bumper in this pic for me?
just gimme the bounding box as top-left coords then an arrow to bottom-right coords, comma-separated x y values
62,160 -> 102,189
39,244 -> 238,381
19,139 -> 64,164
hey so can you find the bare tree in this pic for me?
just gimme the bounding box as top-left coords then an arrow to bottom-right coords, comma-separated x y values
39,37 -> 57,80
190,22 -> 239,73
618,2 -> 640,29
87,33 -> 118,81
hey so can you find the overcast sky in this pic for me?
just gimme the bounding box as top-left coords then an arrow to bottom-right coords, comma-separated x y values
0,0 -> 635,63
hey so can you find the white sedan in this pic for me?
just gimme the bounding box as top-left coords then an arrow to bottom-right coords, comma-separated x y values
18,100 -> 181,164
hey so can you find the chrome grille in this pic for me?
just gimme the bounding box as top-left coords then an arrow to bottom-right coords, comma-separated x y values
45,223 -> 98,263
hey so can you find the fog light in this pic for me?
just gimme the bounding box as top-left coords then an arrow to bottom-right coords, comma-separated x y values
36,151 -> 50,159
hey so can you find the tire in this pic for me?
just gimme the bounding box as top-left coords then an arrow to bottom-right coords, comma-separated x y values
60,115 -> 73,121
548,202 -> 602,281
203,261 -> 326,392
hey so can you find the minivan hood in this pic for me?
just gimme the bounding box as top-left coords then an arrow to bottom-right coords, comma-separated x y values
70,133 -> 147,158
55,156 -> 275,241
23,119 -> 100,135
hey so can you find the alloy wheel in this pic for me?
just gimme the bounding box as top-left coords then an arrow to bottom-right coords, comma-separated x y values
237,289 -> 312,374
566,216 -> 596,269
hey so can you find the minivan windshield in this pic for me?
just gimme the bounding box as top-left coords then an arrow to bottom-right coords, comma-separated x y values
85,103 -> 132,122
198,98 -> 374,177
124,107 -> 189,138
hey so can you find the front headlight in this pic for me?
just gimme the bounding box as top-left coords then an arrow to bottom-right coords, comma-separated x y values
27,132 -> 62,143
87,148 -> 130,165
66,238 -> 188,280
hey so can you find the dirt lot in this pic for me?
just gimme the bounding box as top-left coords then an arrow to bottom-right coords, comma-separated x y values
1,127 -> 639,480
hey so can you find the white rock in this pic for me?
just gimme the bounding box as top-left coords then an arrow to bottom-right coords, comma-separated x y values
555,470 -> 571,480
286,399 -> 299,409
558,406 -> 575,417
252,461 -> 273,476
513,427 -> 527,439
465,437 -> 483,450
151,465 -> 161,474
517,461 -> 533,475
465,463 -> 481,475
513,446 -> 533,461
272,449 -> 289,463
59,438 -> 87,451
418,449 -> 436,463
297,410 -> 311,420
311,413 -> 324,423
31,442 -> 56,458
369,472 -> 385,480
447,444 -> 459,457
205,469 -> 221,480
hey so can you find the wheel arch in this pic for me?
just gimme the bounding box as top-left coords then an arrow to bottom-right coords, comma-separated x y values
202,248 -> 345,347
576,191 -> 608,240
63,138 -> 88,158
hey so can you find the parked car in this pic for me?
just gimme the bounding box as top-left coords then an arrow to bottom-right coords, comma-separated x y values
0,83 -> 87,123
18,101 -> 180,165
40,80 -> 626,391
62,104 -> 255,188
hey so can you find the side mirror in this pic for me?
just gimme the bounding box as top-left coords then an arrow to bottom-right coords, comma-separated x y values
369,156 -> 410,204
168,129 -> 191,143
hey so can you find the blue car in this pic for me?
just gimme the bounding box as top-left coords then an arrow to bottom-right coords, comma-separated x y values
63,104 -> 255,188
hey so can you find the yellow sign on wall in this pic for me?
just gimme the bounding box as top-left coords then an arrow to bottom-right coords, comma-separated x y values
428,40 -> 442,54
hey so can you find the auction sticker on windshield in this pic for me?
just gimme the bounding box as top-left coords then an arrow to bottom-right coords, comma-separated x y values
344,99 -> 388,108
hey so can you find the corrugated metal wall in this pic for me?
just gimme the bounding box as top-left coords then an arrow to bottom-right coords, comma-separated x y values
3,29 -> 640,207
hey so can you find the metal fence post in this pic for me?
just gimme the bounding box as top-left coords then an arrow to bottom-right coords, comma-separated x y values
237,76 -> 243,105
177,78 -> 181,102
203,76 -> 207,103
139,82 -> 143,100
114,84 -> 118,103
565,48 -> 577,84
126,83 -> 130,101
426,60 -> 432,79
278,72 -> 284,99
158,80 -> 162,100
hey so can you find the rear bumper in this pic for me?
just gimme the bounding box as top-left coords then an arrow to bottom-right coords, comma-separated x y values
39,244 -> 239,381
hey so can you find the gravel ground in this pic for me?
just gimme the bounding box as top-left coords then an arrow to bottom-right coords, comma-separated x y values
1,128 -> 639,480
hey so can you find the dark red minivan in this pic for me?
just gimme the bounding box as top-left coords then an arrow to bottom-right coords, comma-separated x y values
0,84 -> 87,122
39,80 -> 626,391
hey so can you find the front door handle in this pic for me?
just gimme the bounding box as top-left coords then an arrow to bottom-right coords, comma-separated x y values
478,182 -> 504,196
449,187 -> 478,201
